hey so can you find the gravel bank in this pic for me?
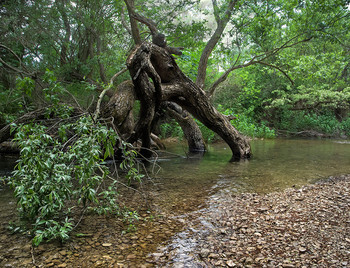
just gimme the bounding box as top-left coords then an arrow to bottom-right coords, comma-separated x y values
153,175 -> 350,267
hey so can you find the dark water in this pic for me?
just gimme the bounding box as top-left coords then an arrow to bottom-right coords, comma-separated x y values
0,154 -> 17,177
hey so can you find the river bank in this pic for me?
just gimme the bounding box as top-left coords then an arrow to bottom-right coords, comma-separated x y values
1,174 -> 349,267
152,174 -> 350,267
1,138 -> 349,267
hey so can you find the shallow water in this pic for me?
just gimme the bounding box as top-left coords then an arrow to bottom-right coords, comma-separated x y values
148,139 -> 350,212
147,139 -> 350,265
0,139 -> 349,266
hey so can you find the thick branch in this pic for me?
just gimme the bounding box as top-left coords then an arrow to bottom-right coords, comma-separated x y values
166,102 -> 206,152
130,12 -> 158,36
123,3 -> 183,55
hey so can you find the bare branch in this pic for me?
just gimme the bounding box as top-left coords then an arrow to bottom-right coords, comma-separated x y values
255,61 -> 294,85
93,68 -> 128,121
208,35 -> 312,96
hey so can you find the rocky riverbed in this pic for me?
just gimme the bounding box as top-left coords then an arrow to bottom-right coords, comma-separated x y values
152,175 -> 350,267
1,174 -> 349,267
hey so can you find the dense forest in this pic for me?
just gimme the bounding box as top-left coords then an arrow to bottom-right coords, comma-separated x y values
0,0 -> 349,245
1,0 -> 349,140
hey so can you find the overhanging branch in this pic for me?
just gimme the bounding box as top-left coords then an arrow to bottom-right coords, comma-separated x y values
93,68 -> 128,122
255,61 -> 294,85
208,35 -> 312,96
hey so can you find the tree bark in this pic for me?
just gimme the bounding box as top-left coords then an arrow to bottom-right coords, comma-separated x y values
101,80 -> 135,138
127,42 -> 251,160
166,102 -> 206,152
124,0 -> 142,45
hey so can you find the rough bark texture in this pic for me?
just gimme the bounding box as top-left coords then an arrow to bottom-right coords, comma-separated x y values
127,42 -> 251,160
101,80 -> 135,139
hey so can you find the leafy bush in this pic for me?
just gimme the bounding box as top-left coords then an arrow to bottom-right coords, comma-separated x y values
217,105 -> 276,139
274,109 -> 348,136
8,116 -> 140,245
340,117 -> 350,136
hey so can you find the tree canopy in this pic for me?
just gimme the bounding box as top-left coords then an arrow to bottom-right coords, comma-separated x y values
1,0 -> 349,140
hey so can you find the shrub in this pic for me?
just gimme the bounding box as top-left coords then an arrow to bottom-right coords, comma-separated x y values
274,109 -> 348,136
8,116 -> 140,245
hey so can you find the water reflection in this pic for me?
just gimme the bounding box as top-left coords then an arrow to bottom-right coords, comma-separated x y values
152,139 -> 350,206
0,139 -> 349,207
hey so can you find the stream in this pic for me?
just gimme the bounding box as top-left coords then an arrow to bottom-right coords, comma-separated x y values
149,139 -> 350,212
0,138 -> 349,267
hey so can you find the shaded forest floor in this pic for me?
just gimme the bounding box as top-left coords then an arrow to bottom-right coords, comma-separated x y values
0,175 -> 349,267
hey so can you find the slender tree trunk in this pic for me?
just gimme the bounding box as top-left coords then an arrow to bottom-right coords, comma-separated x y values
124,0 -> 142,45
196,0 -> 238,89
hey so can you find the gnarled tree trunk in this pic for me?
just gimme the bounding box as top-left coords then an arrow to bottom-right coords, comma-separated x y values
127,42 -> 251,160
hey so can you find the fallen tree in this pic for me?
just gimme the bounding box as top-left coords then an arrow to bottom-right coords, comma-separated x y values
122,42 -> 251,160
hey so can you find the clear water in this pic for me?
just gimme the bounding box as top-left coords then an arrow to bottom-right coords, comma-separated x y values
148,139 -> 350,211
1,139 -> 349,201
0,139 -> 349,266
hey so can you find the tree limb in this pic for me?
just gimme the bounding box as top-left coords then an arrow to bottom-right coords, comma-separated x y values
93,68 -> 128,122
0,44 -> 35,77
208,35 -> 312,96
255,61 -> 294,85
120,6 -> 132,35
124,0 -> 142,44
196,0 -> 238,88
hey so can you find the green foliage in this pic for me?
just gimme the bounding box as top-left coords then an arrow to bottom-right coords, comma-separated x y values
16,77 -> 35,97
119,145 -> 145,185
217,105 -> 275,139
8,115 -> 140,245
122,210 -> 139,233
176,48 -> 203,81
195,120 -> 216,142
159,120 -> 184,140
274,110 -> 350,136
